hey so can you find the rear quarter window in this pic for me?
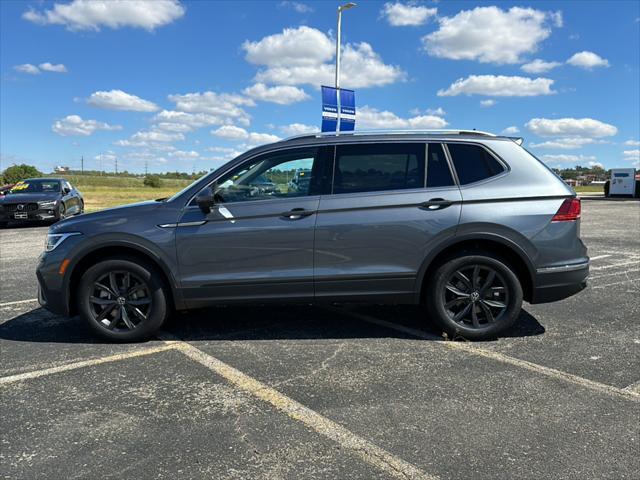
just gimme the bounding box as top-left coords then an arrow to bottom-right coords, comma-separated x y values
447,143 -> 505,185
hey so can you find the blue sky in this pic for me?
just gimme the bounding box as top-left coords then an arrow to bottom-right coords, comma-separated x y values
1,0 -> 639,174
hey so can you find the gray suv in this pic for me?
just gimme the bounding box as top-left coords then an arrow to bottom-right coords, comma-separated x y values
36,130 -> 589,341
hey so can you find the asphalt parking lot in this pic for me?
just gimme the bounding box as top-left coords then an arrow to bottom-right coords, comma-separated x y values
1,198 -> 639,480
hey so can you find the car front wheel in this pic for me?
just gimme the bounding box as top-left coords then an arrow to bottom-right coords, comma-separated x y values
78,258 -> 169,341
426,252 -> 523,340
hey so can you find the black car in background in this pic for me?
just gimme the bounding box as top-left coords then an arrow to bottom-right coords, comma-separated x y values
0,178 -> 84,227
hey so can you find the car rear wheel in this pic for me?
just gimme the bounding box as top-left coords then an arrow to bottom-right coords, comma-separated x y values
78,258 -> 168,342
426,252 -> 523,340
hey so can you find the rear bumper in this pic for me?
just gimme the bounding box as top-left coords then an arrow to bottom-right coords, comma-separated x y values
530,260 -> 589,304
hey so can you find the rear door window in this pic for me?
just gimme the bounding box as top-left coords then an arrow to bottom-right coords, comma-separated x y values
426,143 -> 454,188
332,143 -> 425,194
446,143 -> 505,185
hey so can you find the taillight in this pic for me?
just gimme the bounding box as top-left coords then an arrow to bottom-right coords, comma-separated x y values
552,198 -> 581,222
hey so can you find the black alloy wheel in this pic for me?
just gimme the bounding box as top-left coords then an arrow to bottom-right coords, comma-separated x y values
89,271 -> 152,332
78,258 -> 169,341
442,264 -> 508,329
426,252 -> 523,340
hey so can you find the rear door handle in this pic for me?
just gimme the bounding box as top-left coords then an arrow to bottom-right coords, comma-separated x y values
419,198 -> 453,210
280,208 -> 315,220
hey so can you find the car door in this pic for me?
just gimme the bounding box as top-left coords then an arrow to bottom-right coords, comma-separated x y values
314,142 -> 462,302
176,146 -> 330,306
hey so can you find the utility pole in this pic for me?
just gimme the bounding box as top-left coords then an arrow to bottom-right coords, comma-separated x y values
115,157 -> 118,175
81,155 -> 84,174
335,3 -> 357,132
144,160 -> 148,176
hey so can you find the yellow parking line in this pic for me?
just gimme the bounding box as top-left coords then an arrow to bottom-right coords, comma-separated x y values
0,298 -> 39,307
338,309 -> 640,403
0,344 -> 177,385
624,380 -> 640,394
161,334 -> 437,480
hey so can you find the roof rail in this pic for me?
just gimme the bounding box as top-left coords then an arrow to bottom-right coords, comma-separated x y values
282,129 -> 497,142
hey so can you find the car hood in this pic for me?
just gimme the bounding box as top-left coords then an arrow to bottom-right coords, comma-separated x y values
0,192 -> 60,203
51,200 -> 178,234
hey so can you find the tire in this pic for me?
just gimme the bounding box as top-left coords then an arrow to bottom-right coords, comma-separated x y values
426,252 -> 523,340
79,201 -> 85,215
77,258 -> 169,342
57,202 -> 66,221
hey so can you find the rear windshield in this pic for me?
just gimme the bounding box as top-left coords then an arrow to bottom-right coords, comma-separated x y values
8,180 -> 60,194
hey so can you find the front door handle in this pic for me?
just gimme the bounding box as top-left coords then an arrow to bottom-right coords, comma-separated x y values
419,198 -> 453,210
280,208 -> 315,220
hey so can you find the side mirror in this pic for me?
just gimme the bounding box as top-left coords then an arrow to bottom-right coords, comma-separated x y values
63,187 -> 71,194
196,186 -> 214,214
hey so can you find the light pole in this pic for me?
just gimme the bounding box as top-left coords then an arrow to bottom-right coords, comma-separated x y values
335,2 -> 356,132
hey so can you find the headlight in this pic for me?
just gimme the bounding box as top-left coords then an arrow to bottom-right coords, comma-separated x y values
44,232 -> 81,252
38,200 -> 57,209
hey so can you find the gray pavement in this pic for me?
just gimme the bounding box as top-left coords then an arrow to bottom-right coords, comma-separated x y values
1,199 -> 639,479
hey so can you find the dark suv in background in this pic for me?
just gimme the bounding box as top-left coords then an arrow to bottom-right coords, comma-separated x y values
0,178 -> 84,227
36,130 -> 589,341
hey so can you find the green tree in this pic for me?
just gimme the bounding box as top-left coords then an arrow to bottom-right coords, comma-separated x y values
1,164 -> 42,184
143,175 -> 162,188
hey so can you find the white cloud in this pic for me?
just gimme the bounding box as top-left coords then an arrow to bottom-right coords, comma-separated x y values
422,6 -> 560,64
243,83 -> 310,105
211,125 -> 250,140
14,64 -> 40,74
357,106 -> 448,129
245,27 -> 404,89
131,130 -> 184,143
168,150 -> 200,159
278,1 -> 313,13
624,140 -> 640,146
520,59 -> 561,74
87,89 -> 159,112
530,138 -> 606,149
540,154 -> 597,164
567,51 -> 609,69
480,99 -> 496,107
623,149 -> 640,161
23,0 -> 185,31
381,2 -> 437,27
501,126 -> 520,135
243,26 -> 333,67
211,126 -> 280,145
39,62 -> 67,72
279,123 -> 319,136
525,118 -> 617,138
52,114 -> 122,136
153,110 -> 227,131
438,75 -> 555,97
410,107 -> 446,116
168,91 -> 253,126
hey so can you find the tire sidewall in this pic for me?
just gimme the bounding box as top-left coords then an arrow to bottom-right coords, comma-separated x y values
427,253 -> 523,340
78,258 -> 167,342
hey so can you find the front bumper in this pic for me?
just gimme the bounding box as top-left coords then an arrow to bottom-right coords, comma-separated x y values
1,207 -> 58,222
530,260 -> 589,304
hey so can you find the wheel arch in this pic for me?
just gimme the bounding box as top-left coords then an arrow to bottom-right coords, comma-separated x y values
65,242 -> 183,316
416,234 -> 536,303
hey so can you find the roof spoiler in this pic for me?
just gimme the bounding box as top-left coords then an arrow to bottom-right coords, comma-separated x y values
507,136 -> 524,146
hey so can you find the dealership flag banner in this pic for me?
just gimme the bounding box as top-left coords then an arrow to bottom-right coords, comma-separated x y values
321,86 -> 355,133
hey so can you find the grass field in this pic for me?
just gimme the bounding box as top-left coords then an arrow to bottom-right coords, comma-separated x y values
574,185 -> 604,193
60,175 -> 193,212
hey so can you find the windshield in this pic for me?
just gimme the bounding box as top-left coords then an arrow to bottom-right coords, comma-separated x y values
8,180 -> 60,194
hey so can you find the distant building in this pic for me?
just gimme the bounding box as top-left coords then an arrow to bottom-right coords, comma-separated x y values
54,165 -> 70,173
